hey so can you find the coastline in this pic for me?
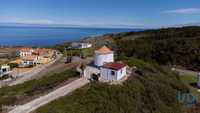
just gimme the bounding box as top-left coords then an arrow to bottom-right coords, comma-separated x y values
0,27 -> 137,47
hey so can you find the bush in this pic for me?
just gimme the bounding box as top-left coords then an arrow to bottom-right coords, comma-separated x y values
8,63 -> 18,69
115,26 -> 200,67
0,74 -> 9,80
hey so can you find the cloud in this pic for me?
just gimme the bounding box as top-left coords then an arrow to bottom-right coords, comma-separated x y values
164,8 -> 200,14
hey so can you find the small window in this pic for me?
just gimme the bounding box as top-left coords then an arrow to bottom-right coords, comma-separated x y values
121,69 -> 123,74
111,71 -> 115,76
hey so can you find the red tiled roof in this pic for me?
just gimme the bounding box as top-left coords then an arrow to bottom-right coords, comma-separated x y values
19,48 -> 54,55
22,55 -> 37,61
19,48 -> 33,52
102,62 -> 126,70
34,48 -> 54,55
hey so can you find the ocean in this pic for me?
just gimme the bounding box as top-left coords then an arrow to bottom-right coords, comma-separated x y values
0,27 -> 137,47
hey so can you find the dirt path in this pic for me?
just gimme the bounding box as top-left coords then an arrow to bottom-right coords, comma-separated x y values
9,78 -> 89,113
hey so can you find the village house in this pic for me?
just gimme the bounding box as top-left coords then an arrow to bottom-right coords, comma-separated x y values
18,48 -> 56,66
83,46 -> 127,81
100,63 -> 127,81
33,48 -> 56,64
71,42 -> 92,49
18,48 -> 34,57
0,64 -> 11,77
21,55 -> 38,67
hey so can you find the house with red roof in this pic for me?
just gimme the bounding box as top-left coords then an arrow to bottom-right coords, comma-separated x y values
18,48 -> 56,67
101,63 -> 127,81
84,46 -> 127,81
19,48 -> 34,57
21,55 -> 38,66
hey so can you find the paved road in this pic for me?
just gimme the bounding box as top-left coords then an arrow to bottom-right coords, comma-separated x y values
173,68 -> 198,76
9,78 -> 89,113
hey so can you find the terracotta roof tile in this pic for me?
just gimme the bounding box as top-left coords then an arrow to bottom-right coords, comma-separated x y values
102,62 -> 126,70
96,46 -> 112,54
19,48 -> 33,52
22,55 -> 37,61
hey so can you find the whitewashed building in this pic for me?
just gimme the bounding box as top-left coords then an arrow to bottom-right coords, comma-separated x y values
18,48 -> 34,57
94,46 -> 114,66
100,63 -> 127,81
84,46 -> 127,81
71,42 -> 92,49
21,55 -> 38,66
0,65 -> 11,77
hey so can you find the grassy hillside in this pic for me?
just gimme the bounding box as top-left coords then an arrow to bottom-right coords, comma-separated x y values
84,26 -> 200,69
64,48 -> 95,58
116,27 -> 200,67
36,59 -> 189,113
42,26 -> 200,113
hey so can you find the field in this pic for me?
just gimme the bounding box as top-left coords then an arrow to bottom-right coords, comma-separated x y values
0,48 -> 18,65
64,48 -> 95,58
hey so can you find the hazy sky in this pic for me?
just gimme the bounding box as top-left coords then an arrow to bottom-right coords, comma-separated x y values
1,0 -> 200,27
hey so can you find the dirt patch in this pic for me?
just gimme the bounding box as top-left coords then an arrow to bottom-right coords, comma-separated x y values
12,68 -> 33,73
30,59 -> 78,80
0,48 -> 17,58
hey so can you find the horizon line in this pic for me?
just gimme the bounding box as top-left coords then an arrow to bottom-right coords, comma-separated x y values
0,22 -> 200,29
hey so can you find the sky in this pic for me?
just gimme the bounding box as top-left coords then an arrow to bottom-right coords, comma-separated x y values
1,0 -> 200,28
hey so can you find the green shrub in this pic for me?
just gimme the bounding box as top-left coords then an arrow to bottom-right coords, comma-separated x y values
0,74 -> 9,80
115,27 -> 200,67
8,63 -> 19,69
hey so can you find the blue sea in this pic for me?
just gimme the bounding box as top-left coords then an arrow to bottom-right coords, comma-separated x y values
0,27 -> 137,47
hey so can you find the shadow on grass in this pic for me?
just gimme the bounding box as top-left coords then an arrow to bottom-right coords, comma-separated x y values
190,83 -> 199,89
